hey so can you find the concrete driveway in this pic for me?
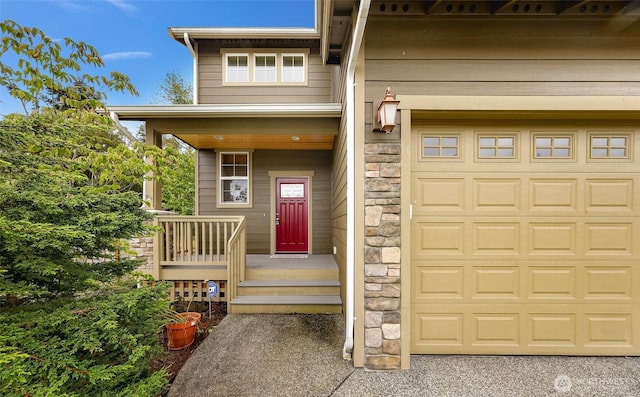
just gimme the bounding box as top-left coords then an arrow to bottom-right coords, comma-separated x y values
168,314 -> 640,397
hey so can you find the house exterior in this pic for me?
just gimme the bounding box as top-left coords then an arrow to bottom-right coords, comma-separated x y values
109,0 -> 640,370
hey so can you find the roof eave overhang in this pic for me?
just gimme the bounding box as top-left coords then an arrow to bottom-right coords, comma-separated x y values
168,27 -> 321,43
108,104 -> 342,120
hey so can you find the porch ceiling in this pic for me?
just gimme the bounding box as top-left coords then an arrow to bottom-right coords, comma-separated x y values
109,104 -> 341,150
175,133 -> 335,150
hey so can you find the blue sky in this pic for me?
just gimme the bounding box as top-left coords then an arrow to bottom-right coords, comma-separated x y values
0,0 -> 315,116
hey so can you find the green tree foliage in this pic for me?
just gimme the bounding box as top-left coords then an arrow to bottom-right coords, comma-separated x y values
157,144 -> 196,215
0,21 -> 173,396
0,19 -> 138,114
155,70 -> 192,105
148,71 -> 195,214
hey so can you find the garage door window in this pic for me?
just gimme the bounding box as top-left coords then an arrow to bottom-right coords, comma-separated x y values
534,135 -> 573,159
422,135 -> 459,158
590,135 -> 629,159
477,135 -> 516,159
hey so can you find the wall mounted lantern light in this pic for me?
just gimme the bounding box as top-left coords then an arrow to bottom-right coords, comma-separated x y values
375,87 -> 400,133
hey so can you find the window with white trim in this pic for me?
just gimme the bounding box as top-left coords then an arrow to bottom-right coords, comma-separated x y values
226,54 -> 248,83
282,54 -> 305,82
222,50 -> 307,85
254,54 -> 276,83
218,152 -> 251,206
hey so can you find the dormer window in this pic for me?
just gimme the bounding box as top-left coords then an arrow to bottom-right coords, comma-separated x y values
223,49 -> 308,85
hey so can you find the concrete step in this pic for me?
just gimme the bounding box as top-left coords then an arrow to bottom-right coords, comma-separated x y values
245,267 -> 338,281
229,295 -> 343,314
237,279 -> 340,296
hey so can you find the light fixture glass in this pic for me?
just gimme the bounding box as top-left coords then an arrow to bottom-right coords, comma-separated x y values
377,87 -> 400,133
291,135 -> 300,141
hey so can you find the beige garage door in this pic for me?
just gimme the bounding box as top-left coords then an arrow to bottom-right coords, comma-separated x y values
410,124 -> 640,355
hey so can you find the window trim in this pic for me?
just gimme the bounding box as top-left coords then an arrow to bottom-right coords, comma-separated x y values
531,133 -> 576,162
281,53 -> 307,83
222,49 -> 308,86
588,132 -> 632,161
253,53 -> 277,83
419,133 -> 463,161
216,150 -> 253,208
476,133 -> 518,161
224,53 -> 249,83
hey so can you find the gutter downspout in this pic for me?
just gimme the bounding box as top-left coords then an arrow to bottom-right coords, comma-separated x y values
183,32 -> 198,104
343,0 -> 370,361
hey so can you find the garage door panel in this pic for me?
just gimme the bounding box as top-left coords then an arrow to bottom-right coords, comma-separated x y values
584,223 -> 634,255
413,265 -> 464,300
411,126 -> 640,355
413,260 -> 638,305
473,222 -> 521,254
472,266 -> 520,299
529,178 -> 577,211
586,178 -> 635,212
528,223 -> 577,255
413,173 -> 640,217
584,266 -> 634,300
411,304 -> 640,354
528,266 -> 576,299
412,220 -> 465,257
413,218 -> 638,259
415,177 -> 465,211
473,178 -> 521,211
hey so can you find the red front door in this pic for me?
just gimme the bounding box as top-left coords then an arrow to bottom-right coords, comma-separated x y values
275,178 -> 308,253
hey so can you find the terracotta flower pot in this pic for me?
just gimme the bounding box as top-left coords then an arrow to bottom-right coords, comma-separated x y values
166,312 -> 202,350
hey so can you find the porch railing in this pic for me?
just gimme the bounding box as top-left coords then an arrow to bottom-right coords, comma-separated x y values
152,215 -> 245,282
225,217 -> 246,304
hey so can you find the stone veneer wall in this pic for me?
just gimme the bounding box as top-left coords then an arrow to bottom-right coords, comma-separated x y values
363,142 -> 402,370
128,235 -> 154,274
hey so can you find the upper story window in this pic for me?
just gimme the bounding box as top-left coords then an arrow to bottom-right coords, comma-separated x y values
282,54 -> 304,82
226,55 -> 249,83
223,49 -> 308,85
254,54 -> 276,83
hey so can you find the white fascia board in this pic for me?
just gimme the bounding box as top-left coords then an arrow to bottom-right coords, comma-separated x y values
168,27 -> 320,42
107,103 -> 342,120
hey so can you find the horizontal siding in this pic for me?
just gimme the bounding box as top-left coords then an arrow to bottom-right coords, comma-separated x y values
365,18 -> 640,60
197,44 -> 333,104
366,59 -> 640,82
198,149 -> 333,254
364,17 -> 640,133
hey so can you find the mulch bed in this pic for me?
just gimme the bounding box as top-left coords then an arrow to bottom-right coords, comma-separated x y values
152,302 -> 227,396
